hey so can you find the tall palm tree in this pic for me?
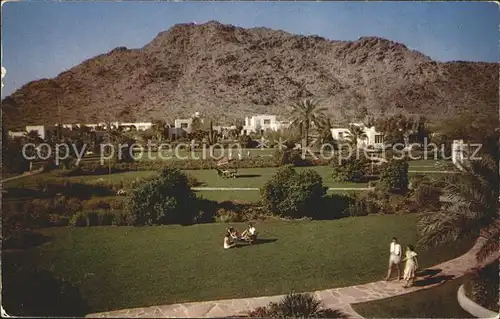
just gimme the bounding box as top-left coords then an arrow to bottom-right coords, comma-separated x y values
347,125 -> 367,148
417,154 -> 499,263
289,99 -> 327,147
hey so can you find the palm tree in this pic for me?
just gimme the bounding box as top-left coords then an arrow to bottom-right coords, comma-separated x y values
289,99 -> 327,147
152,119 -> 166,144
417,154 -> 499,263
347,125 -> 367,148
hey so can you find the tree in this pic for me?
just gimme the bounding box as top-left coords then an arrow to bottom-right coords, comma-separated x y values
331,154 -> 369,182
261,165 -> 327,218
346,125 -> 367,148
289,99 -> 327,148
152,120 -> 166,144
130,168 -> 197,225
417,154 -> 499,263
378,159 -> 409,193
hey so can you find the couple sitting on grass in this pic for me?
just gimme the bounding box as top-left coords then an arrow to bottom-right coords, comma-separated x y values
223,223 -> 257,249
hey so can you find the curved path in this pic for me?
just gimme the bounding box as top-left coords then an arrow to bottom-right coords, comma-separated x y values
87,238 -> 498,318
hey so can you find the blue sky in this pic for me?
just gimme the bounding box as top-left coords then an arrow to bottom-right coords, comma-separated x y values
1,1 -> 498,97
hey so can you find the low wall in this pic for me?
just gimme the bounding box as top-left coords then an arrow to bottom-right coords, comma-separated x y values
457,284 -> 498,318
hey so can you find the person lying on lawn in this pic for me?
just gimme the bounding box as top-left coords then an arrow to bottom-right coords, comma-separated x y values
223,231 -> 236,249
241,222 -> 257,242
226,226 -> 240,240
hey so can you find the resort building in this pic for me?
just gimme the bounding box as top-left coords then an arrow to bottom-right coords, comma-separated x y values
330,123 -> 385,148
241,115 -> 291,135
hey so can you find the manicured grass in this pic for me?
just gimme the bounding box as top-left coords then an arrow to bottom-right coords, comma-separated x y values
352,277 -> 472,318
4,214 -> 473,313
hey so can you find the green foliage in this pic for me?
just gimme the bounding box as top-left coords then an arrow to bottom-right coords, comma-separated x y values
274,148 -> 310,166
213,208 -> 241,223
411,175 -> 442,210
464,260 -> 499,312
378,159 -> 409,193
248,292 -> 345,318
331,154 -> 369,182
130,168 -> 197,225
261,165 -> 327,218
69,212 -> 88,227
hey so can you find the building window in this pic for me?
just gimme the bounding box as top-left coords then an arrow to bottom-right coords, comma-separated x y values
181,123 -> 188,128
375,134 -> 384,144
263,119 -> 271,125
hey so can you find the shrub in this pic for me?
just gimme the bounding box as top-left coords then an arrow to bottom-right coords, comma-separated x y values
82,198 -> 111,211
464,260 -> 499,312
331,154 -> 369,182
378,159 -> 409,193
112,210 -> 134,226
186,174 -> 202,187
274,148 -> 310,166
248,292 -> 345,318
213,208 -> 241,223
47,214 -> 70,227
130,168 -> 197,225
261,165 -> 327,218
97,210 -> 115,226
410,174 -> 442,210
69,212 -> 88,227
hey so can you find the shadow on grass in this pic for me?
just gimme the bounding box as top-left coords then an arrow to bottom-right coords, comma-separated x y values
235,238 -> 278,248
2,264 -> 90,317
3,230 -> 51,250
235,174 -> 261,178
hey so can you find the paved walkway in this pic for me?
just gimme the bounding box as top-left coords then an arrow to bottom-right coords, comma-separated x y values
87,238 -> 499,318
192,187 -> 374,191
1,168 -> 43,183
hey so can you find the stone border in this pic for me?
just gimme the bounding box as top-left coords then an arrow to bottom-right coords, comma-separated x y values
457,284 -> 499,318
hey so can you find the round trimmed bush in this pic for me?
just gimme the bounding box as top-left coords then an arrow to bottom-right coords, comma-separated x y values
130,168 -> 197,225
261,165 -> 327,218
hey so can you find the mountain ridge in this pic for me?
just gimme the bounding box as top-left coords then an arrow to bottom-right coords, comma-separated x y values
2,20 -> 498,129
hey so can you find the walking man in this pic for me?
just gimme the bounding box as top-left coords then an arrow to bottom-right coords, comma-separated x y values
385,237 -> 402,281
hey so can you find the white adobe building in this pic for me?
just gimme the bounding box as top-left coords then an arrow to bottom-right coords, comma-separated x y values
330,123 -> 385,148
25,125 -> 58,140
241,115 -> 290,135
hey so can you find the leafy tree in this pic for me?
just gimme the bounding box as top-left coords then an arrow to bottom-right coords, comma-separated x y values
261,165 -> 327,218
378,159 -> 409,193
289,99 -> 327,148
331,154 -> 369,182
130,168 -> 197,225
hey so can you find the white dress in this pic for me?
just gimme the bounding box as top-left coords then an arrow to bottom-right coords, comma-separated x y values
403,251 -> 418,280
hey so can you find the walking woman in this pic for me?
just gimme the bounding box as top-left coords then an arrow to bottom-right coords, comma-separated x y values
402,245 -> 418,288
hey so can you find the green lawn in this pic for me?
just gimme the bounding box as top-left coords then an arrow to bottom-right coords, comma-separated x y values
352,277 -> 472,318
3,214 -> 473,313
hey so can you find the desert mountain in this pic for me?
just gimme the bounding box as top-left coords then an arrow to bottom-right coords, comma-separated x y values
2,20 -> 498,129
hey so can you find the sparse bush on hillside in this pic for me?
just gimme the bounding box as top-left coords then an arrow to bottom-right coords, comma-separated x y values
261,165 -> 327,218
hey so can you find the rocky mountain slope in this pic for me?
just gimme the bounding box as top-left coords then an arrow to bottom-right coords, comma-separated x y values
2,20 -> 498,129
